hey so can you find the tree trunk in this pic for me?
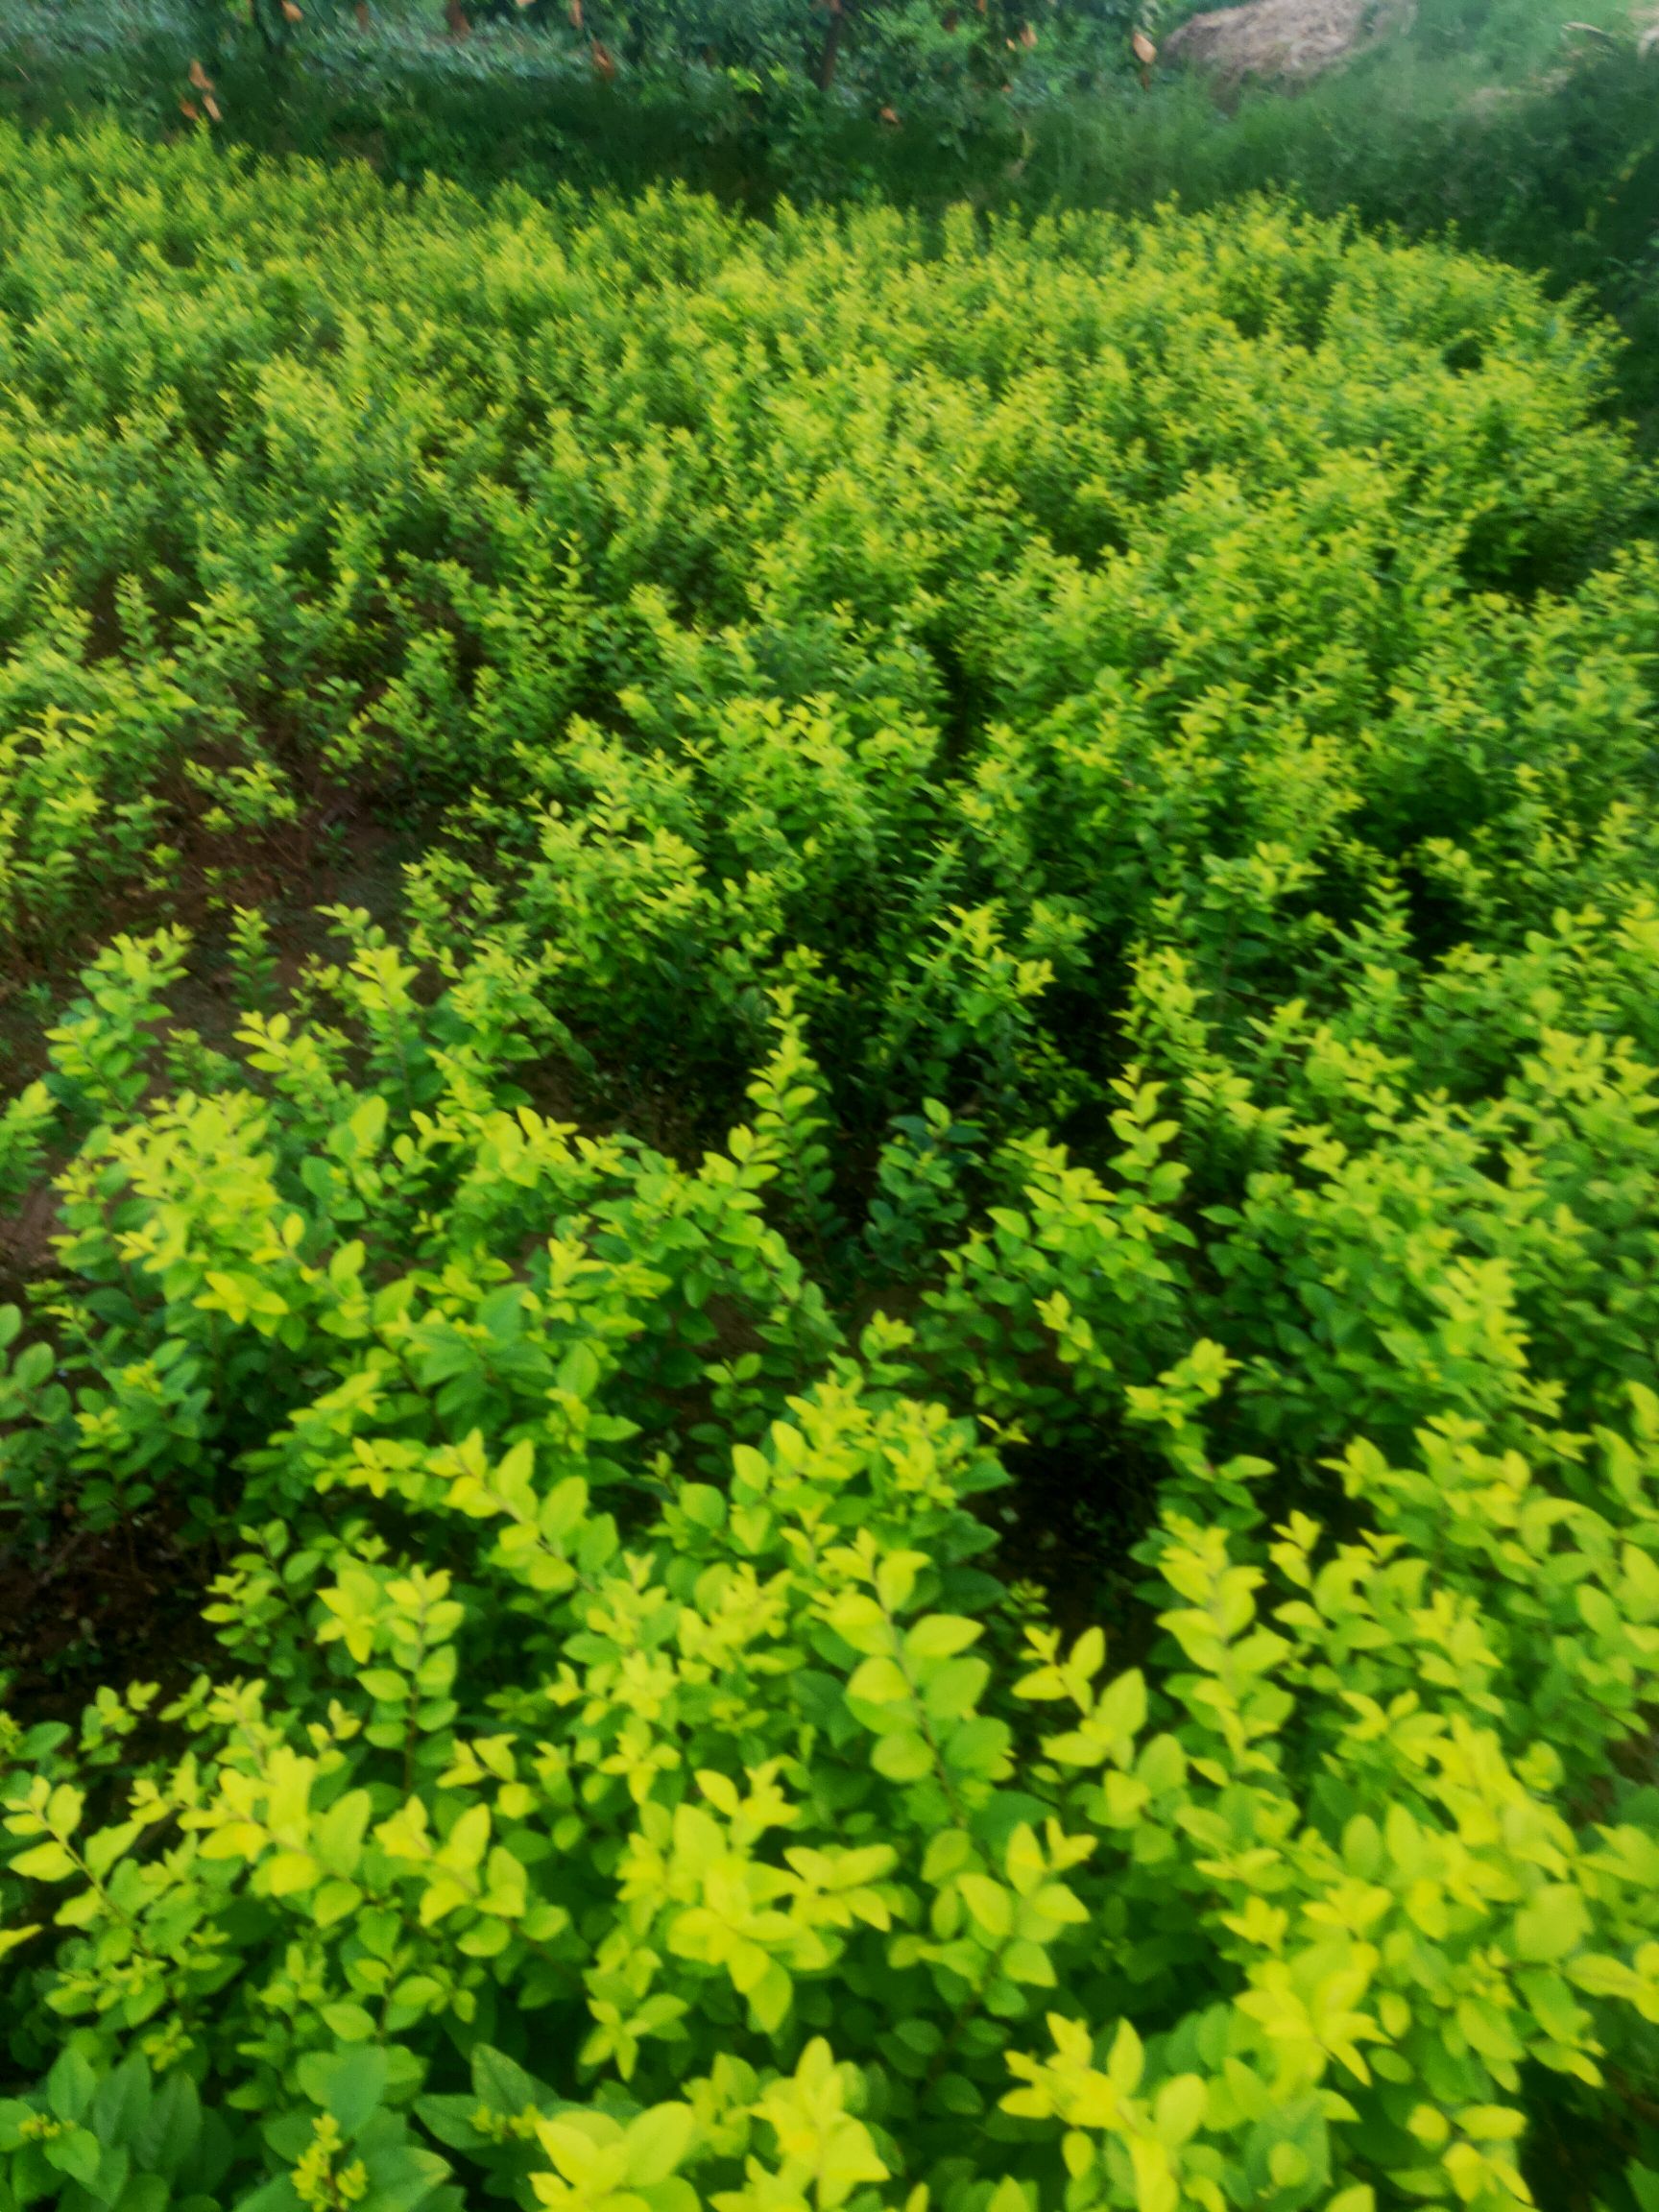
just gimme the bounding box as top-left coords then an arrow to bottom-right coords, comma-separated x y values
815,0 -> 843,88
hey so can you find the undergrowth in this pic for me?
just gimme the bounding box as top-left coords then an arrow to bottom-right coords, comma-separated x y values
3,0 -> 1659,408
3,128 -> 1659,2212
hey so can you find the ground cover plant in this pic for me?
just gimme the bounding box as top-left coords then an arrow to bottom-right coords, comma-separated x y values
6,125 -> 1659,2212
7,0 -> 1659,409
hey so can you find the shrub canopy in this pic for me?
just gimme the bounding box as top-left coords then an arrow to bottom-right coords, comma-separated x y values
4,129 -> 1659,2212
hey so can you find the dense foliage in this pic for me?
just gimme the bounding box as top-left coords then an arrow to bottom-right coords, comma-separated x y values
6,129 -> 1659,2212
88,0 -> 1143,161
6,0 -> 1658,391
191,0 -> 1098,130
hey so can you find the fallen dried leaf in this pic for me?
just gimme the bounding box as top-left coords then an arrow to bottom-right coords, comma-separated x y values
187,56 -> 212,88
879,102 -> 900,120
1131,26 -> 1156,61
591,35 -> 615,73
180,96 -> 200,117
1019,20 -> 1037,44
203,91 -> 223,118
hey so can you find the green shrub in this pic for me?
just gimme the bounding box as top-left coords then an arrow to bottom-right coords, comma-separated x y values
0,125 -> 1647,1121
7,0 -> 1659,379
8,917 -> 1659,2211
6,131 -> 1659,2212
